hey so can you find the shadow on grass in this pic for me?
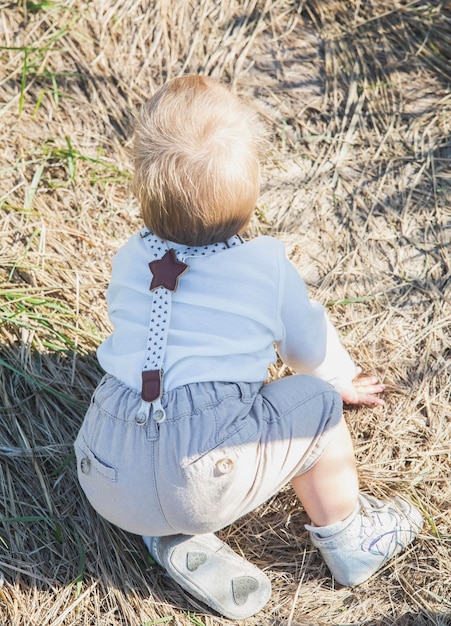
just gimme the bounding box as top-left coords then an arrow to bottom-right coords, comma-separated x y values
0,340 -> 447,626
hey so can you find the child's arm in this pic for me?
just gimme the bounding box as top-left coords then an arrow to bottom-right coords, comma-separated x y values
277,260 -> 384,406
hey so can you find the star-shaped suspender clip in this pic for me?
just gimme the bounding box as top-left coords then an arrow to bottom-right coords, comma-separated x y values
148,248 -> 190,292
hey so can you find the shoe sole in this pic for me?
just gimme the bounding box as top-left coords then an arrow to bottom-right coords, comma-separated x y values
145,533 -> 272,619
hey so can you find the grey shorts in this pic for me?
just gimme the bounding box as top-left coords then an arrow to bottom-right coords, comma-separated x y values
74,374 -> 342,536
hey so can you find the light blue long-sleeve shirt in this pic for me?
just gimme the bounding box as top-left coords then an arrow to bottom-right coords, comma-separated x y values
97,233 -> 357,394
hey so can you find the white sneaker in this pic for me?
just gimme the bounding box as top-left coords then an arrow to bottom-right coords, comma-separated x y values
143,533 -> 272,619
306,493 -> 423,586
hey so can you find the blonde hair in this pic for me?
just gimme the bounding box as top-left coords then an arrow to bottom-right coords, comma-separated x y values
133,75 -> 265,246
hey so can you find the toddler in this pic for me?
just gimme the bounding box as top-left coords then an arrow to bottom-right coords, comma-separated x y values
75,75 -> 422,620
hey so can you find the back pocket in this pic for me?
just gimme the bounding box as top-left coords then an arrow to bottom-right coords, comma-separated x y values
74,435 -> 118,483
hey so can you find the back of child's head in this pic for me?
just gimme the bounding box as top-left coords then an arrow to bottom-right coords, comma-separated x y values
133,75 -> 265,246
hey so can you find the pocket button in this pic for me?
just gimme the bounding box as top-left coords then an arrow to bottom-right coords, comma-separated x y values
80,457 -> 91,474
216,457 -> 234,474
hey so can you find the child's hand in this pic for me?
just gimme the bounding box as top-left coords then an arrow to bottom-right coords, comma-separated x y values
340,368 -> 385,406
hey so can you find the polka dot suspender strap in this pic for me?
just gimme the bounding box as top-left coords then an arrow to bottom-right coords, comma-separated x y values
138,229 -> 244,423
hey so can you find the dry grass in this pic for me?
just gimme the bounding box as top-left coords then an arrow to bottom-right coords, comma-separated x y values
0,1 -> 450,624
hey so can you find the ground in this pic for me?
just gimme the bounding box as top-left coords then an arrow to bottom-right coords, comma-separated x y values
0,2 -> 450,625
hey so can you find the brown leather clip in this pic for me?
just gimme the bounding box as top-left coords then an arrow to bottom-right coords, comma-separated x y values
141,369 -> 162,402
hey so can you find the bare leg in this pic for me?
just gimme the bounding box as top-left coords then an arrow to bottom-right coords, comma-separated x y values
291,417 -> 359,527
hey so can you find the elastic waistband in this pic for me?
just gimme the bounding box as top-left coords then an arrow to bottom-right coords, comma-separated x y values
94,374 -> 262,424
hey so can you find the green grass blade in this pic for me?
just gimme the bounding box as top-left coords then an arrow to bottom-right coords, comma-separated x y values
24,162 -> 45,210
